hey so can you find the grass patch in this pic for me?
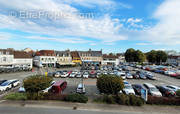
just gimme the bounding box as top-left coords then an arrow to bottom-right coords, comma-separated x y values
4,92 -> 27,100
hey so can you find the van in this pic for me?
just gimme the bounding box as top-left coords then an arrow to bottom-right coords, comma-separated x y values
51,81 -> 67,94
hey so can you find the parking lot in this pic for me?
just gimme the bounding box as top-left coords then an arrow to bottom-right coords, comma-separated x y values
0,65 -> 180,98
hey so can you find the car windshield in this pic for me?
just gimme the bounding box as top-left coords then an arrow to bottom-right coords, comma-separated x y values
1,81 -> 10,86
125,85 -> 132,89
150,87 -> 158,92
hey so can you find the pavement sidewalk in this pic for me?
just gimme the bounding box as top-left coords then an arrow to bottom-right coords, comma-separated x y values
0,100 -> 180,114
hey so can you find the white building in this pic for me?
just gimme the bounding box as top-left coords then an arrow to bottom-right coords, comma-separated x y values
102,54 -> 119,66
13,51 -> 33,68
0,49 -> 14,66
33,50 -> 56,67
167,55 -> 180,66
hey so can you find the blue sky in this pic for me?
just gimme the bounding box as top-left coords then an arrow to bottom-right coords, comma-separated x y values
0,0 -> 180,53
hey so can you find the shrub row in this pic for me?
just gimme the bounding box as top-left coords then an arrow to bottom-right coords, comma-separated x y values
147,96 -> 180,105
94,94 -> 144,106
4,93 -> 27,100
64,93 -> 88,103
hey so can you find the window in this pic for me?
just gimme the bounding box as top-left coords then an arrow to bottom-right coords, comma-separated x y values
3,57 -> 6,62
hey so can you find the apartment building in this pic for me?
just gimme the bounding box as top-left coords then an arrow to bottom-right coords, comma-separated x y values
13,51 -> 33,68
0,49 -> 14,66
78,49 -> 102,65
55,50 -> 75,66
167,55 -> 180,66
102,54 -> 119,66
33,50 -> 56,67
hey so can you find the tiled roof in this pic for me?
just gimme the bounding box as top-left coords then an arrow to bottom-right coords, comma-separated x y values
14,51 -> 32,58
78,50 -> 102,57
103,54 -> 118,59
35,50 -> 55,56
70,51 -> 80,58
0,49 -> 13,55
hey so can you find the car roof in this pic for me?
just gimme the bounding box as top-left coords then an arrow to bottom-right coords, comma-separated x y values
143,83 -> 155,88
78,83 -> 84,88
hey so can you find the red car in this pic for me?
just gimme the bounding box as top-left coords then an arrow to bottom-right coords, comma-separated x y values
51,80 -> 67,94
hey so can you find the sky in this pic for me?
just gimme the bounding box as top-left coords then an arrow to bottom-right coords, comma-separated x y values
0,0 -> 180,53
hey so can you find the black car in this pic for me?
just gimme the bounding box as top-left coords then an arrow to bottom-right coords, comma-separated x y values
156,85 -> 176,97
132,84 -> 145,95
0,80 -> 7,85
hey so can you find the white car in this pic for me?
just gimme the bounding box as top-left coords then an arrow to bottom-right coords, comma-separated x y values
76,83 -> 85,94
166,85 -> 180,92
0,80 -> 13,91
61,72 -> 69,78
69,72 -> 76,78
164,71 -> 176,75
10,79 -> 20,87
143,83 -> 162,97
42,81 -> 56,93
76,72 -> 82,78
83,72 -> 89,78
54,72 -> 61,78
126,73 -> 133,79
116,72 -> 126,80
122,84 -> 135,95
18,86 -> 26,93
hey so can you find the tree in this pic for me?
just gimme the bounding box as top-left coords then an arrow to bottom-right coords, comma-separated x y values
125,48 -> 145,62
125,48 -> 135,62
146,50 -> 167,64
23,75 -> 53,93
97,75 -> 124,94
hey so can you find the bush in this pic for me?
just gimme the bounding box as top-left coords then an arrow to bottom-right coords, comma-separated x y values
23,75 -> 53,93
102,95 -> 116,104
43,93 -> 67,101
65,93 -> 88,103
176,90 -> 180,97
26,92 -> 45,100
129,95 -> 144,106
97,75 -> 124,94
115,94 -> 130,105
4,92 -> 27,100
147,96 -> 180,105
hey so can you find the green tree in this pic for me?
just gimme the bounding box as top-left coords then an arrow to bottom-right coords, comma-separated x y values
97,75 -> 124,95
146,50 -> 167,64
23,75 -> 53,93
134,50 -> 146,63
125,48 -> 135,62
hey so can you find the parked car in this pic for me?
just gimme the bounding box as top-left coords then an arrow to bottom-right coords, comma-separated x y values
137,71 -> 147,79
143,83 -> 162,97
54,71 -> 62,78
82,72 -> 89,78
51,81 -> 67,94
76,83 -> 86,94
166,85 -> 180,92
132,84 -> 145,95
144,72 -> 155,80
10,79 -> 20,87
42,81 -> 56,93
0,80 -> 7,85
126,73 -> 133,79
69,72 -> 76,78
123,80 -> 129,85
76,72 -> 82,78
132,73 -> 139,79
122,84 -> 135,95
0,80 -> 13,91
18,86 -> 26,93
61,71 -> 69,78
156,85 -> 176,97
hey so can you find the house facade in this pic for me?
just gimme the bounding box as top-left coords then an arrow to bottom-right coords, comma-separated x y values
55,50 -> 75,66
167,55 -> 180,66
0,49 -> 14,66
33,50 -> 56,67
70,51 -> 82,65
78,49 -> 102,65
13,51 -> 33,68
102,54 -> 119,66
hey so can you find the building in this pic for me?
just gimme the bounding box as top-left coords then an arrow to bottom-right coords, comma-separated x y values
0,49 -> 14,66
33,50 -> 56,67
55,50 -> 75,66
23,48 -> 33,53
102,54 -> 119,66
13,51 -> 33,68
70,51 -> 82,65
166,55 -> 180,66
78,49 -> 102,65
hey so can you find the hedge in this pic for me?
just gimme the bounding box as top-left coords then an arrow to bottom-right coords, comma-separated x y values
64,93 -> 88,103
147,96 -> 180,105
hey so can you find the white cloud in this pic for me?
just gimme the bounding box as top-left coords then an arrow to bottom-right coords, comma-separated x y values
144,0 -> 180,45
0,32 -> 12,40
136,43 -> 149,46
127,18 -> 142,23
0,0 -> 127,44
